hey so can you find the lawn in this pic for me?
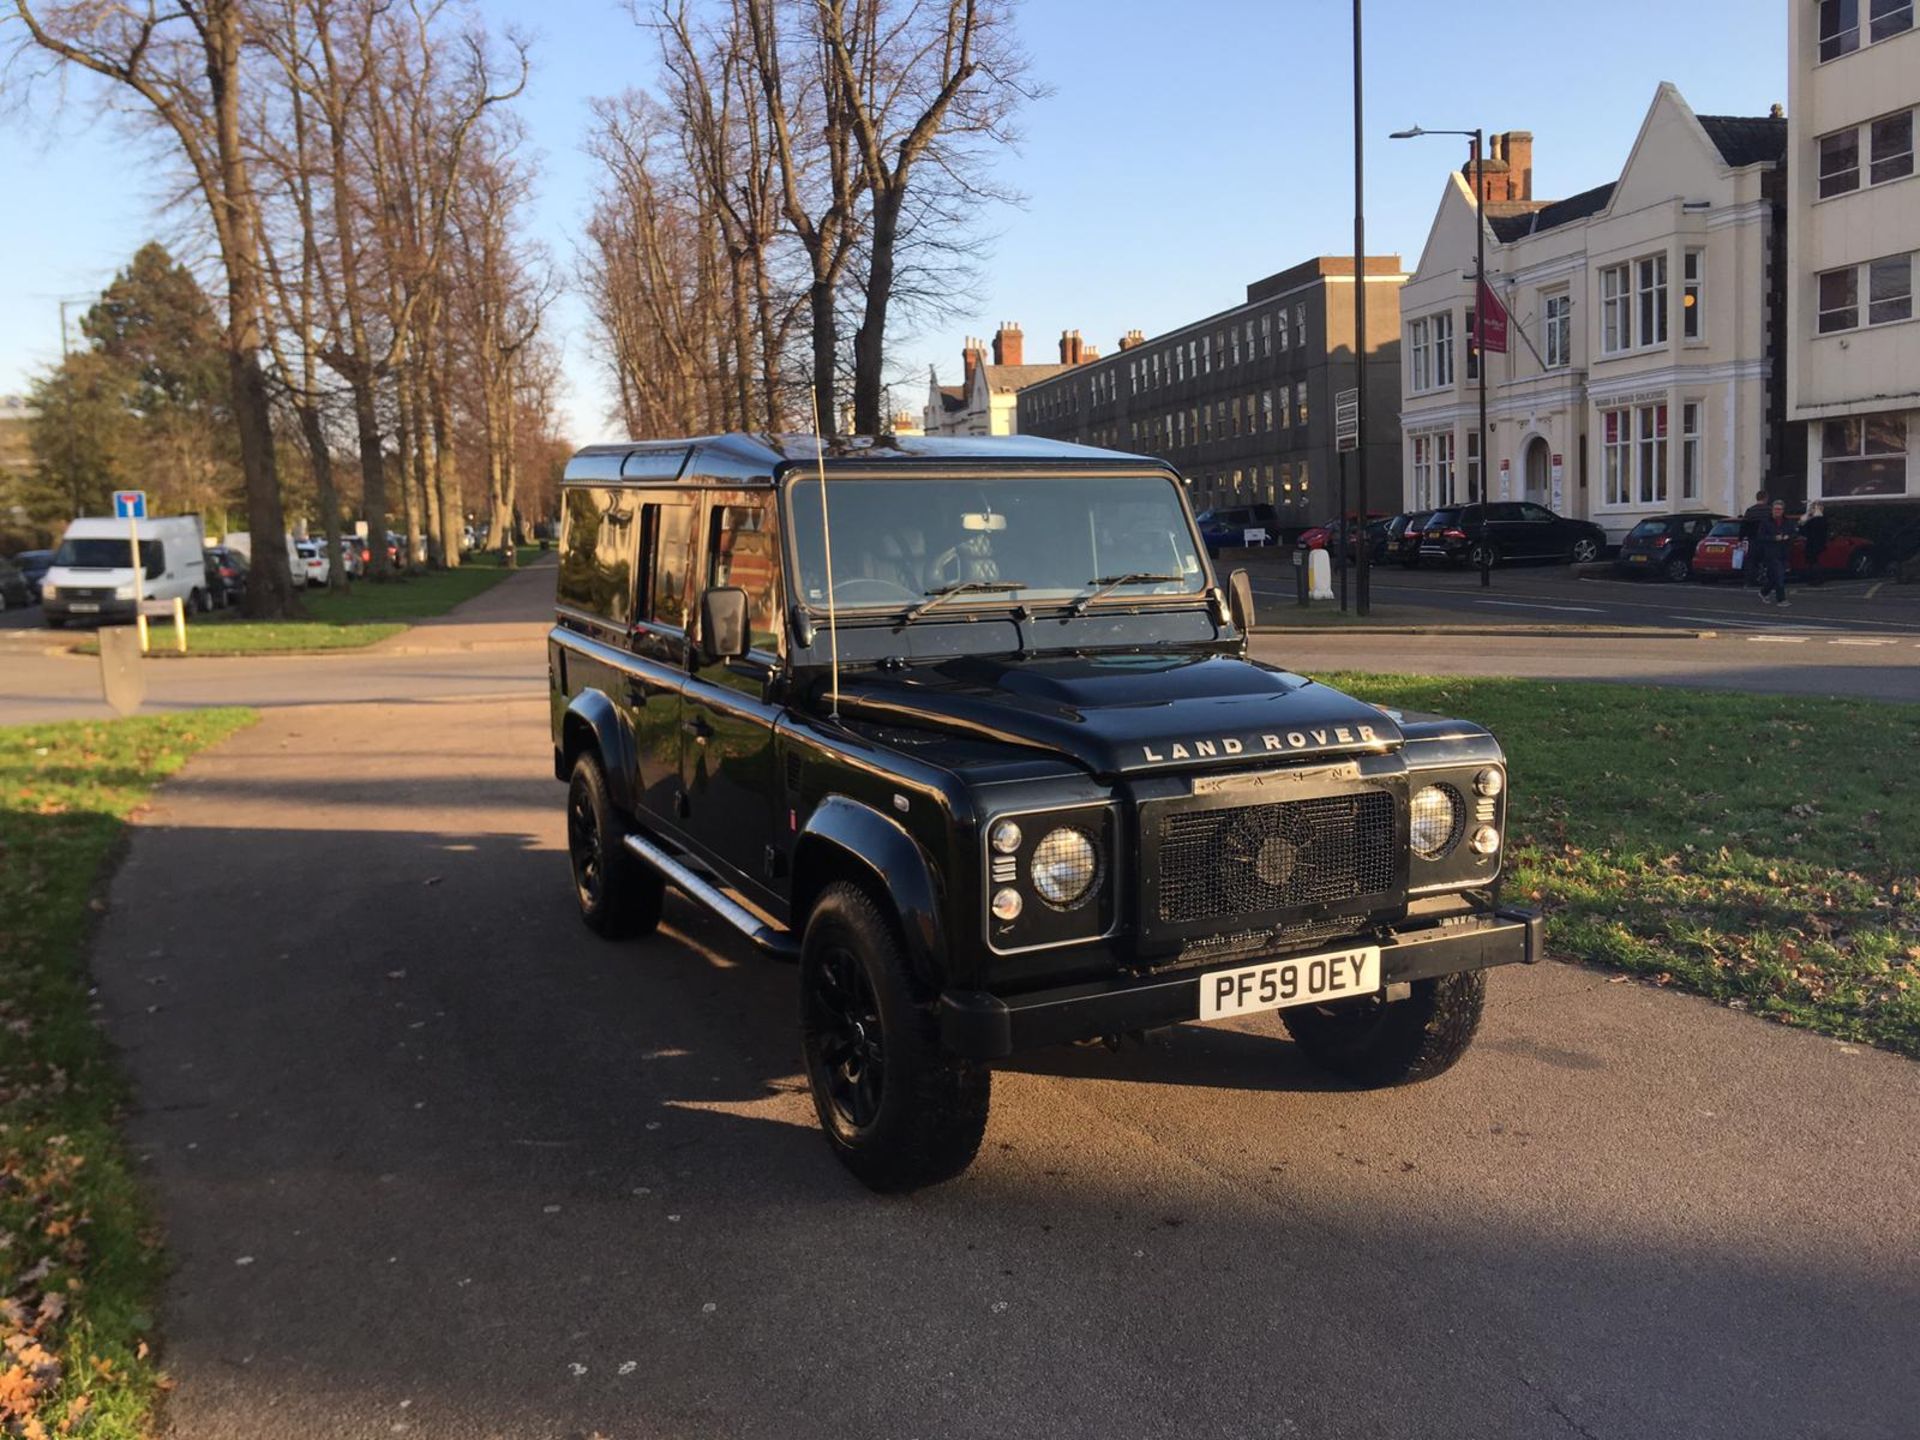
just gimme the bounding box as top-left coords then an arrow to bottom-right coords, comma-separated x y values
75,562 -> 517,656
0,711 -> 254,1439
1324,673 -> 1920,1057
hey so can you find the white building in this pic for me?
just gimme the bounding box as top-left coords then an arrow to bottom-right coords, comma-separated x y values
1787,0 -> 1918,507
1397,88 -> 1789,542
922,323 -> 1087,436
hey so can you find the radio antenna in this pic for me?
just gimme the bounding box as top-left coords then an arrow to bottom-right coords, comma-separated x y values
808,386 -> 841,719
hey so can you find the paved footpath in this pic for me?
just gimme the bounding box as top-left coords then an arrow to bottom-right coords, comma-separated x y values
93,689 -> 1920,1439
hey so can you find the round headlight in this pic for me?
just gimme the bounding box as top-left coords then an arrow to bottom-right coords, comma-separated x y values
1475,767 -> 1505,798
990,819 -> 1023,855
1410,784 -> 1465,859
990,888 -> 1023,921
1031,827 -> 1099,908
1470,824 -> 1502,856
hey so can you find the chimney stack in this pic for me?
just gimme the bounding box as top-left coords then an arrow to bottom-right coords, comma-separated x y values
1059,328 -> 1085,365
1501,130 -> 1533,202
1117,329 -> 1146,351
961,335 -> 985,386
992,321 -> 1024,366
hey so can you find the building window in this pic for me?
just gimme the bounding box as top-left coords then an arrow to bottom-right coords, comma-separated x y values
1821,413 -> 1908,496
1435,431 -> 1456,505
1601,263 -> 1630,353
1433,311 -> 1455,387
1295,382 -> 1308,426
1680,401 -> 1701,501
1636,254 -> 1668,348
1278,309 -> 1290,351
1201,335 -> 1211,375
1231,396 -> 1242,436
1819,265 -> 1859,332
1872,0 -> 1914,43
1819,128 -> 1861,196
1683,249 -> 1705,341
1298,458 -> 1309,494
1820,254 -> 1915,331
1465,308 -> 1479,381
1820,0 -> 1861,58
1260,313 -> 1272,356
1872,110 -> 1916,185
1230,326 -> 1241,367
1544,292 -> 1571,368
1295,303 -> 1307,348
1636,404 -> 1669,503
1602,409 -> 1631,505
1262,390 -> 1275,431
1246,320 -> 1257,360
1409,318 -> 1432,391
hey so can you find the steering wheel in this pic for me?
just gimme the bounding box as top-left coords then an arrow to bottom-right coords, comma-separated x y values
926,546 -> 962,588
831,576 -> 918,603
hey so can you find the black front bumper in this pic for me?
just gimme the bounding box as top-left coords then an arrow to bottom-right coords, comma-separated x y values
939,906 -> 1542,1060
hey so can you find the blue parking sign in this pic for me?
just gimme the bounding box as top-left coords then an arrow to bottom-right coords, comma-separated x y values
113,489 -> 148,520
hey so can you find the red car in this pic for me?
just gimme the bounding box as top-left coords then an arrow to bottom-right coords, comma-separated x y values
1692,520 -> 1877,581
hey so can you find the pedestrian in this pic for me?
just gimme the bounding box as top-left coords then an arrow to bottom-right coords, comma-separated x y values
1802,501 -> 1829,571
1757,498 -> 1798,607
1739,487 -> 1770,587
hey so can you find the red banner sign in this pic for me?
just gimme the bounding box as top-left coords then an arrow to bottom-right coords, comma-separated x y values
1476,280 -> 1510,354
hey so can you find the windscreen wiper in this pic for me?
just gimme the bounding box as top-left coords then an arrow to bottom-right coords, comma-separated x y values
1069,572 -> 1186,616
904,579 -> 1027,622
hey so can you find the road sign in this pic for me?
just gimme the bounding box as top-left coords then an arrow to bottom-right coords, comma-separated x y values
112,489 -> 147,520
1333,388 -> 1360,453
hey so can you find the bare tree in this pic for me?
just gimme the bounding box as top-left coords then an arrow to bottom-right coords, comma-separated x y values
11,0 -> 301,615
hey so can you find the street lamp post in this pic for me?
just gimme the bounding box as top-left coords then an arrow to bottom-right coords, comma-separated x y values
1391,124 -> 1492,588
1352,0 -> 1371,616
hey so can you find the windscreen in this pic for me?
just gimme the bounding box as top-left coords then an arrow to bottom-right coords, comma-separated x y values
1627,520 -> 1669,539
1708,521 -> 1742,537
786,474 -> 1206,611
53,538 -> 164,577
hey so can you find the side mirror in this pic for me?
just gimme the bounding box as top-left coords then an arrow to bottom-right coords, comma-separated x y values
698,585 -> 751,662
1227,568 -> 1257,633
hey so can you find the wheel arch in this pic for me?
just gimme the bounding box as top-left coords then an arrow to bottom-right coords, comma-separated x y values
557,688 -> 638,812
793,795 -> 946,987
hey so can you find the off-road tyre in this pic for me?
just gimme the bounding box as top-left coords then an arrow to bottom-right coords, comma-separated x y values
565,752 -> 663,939
800,882 -> 989,1193
1282,969 -> 1486,1087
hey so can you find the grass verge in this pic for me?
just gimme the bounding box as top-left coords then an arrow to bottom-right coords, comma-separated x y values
1324,673 -> 1920,1057
1,711 -> 254,1438
74,563 -> 516,656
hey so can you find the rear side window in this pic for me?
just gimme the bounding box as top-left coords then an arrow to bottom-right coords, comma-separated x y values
648,501 -> 697,628
557,486 -> 642,625
705,497 -> 782,651
1628,520 -> 1668,539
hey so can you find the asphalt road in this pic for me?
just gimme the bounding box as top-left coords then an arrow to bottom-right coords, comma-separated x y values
94,693 -> 1920,1440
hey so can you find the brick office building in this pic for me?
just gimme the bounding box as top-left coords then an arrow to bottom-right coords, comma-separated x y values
1012,256 -> 1406,523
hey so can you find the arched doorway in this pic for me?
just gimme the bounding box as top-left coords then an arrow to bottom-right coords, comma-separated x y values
1524,437 -> 1551,505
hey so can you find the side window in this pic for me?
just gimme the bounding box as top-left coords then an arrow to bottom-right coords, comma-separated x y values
1519,503 -> 1555,522
705,497 -> 782,652
557,486 -> 640,625
648,501 -> 696,630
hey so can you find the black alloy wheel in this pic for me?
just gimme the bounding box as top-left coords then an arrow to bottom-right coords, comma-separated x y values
1848,548 -> 1876,578
1663,555 -> 1691,583
1467,541 -> 1498,571
1571,536 -> 1601,564
565,753 -> 663,939
799,883 -> 989,1192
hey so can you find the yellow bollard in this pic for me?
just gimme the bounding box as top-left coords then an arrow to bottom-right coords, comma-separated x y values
136,610 -> 149,654
172,595 -> 187,654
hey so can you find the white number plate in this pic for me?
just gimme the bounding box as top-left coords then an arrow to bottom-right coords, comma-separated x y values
1197,945 -> 1380,1022
70,602 -> 100,613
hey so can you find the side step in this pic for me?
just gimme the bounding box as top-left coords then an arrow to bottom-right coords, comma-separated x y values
622,832 -> 800,960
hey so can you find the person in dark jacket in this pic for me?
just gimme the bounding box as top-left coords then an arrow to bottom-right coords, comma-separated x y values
1739,488 -> 1770,587
1757,499 -> 1799,607
1802,502 -> 1829,571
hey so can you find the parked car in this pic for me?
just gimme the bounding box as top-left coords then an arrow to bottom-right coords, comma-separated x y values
294,539 -> 331,587
1297,512 -> 1388,558
1195,504 -> 1283,557
1395,510 -> 1439,567
1612,513 -> 1729,582
1419,501 -> 1608,569
11,549 -> 52,603
205,545 -> 249,607
1692,521 -> 1877,582
336,535 -> 366,577
0,555 -> 33,611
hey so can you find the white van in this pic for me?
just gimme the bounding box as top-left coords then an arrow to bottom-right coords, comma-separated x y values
43,515 -> 209,628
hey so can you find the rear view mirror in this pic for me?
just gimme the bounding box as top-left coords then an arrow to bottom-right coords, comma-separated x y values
698,585 -> 750,662
1227,568 -> 1257,633
961,511 -> 1007,532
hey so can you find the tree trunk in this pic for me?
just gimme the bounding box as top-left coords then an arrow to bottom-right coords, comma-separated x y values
297,403 -> 348,595
394,367 -> 422,569
809,278 -> 837,434
350,376 -> 387,578
431,356 -> 461,568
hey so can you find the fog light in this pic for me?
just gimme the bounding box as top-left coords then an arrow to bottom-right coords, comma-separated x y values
990,819 -> 1023,854
1475,767 -> 1504,798
991,888 -> 1023,921
1470,824 -> 1501,856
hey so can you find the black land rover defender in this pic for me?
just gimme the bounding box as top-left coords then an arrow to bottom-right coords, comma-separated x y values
550,435 -> 1539,1192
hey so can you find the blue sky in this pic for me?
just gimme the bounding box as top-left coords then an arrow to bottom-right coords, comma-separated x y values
0,0 -> 1786,440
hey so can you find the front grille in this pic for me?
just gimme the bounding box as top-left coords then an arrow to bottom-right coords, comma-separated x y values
1156,790 -> 1397,924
